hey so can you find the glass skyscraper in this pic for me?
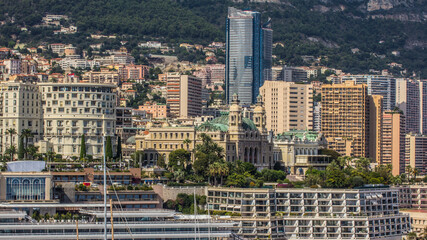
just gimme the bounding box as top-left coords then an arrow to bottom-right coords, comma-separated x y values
226,7 -> 272,105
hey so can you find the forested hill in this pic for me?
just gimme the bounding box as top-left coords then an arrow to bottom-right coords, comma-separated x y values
0,0 -> 426,77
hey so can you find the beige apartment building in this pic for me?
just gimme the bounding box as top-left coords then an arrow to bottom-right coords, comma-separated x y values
321,81 -> 382,159
260,81 -> 313,134
321,81 -> 370,157
405,134 -> 427,176
369,95 -> 383,163
165,73 -> 202,118
381,111 -> 406,176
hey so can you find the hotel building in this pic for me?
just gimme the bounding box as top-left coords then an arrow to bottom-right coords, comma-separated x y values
207,187 -> 410,240
0,77 -> 117,158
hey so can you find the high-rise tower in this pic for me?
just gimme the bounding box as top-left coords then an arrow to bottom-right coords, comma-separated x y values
225,7 -> 272,105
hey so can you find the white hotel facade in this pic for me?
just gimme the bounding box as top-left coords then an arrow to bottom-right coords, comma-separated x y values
0,78 -> 116,158
207,187 -> 410,240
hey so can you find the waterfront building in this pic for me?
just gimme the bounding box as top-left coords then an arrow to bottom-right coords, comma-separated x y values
0,209 -> 236,239
260,81 -> 313,134
207,187 -> 410,240
225,7 -> 273,105
396,185 -> 427,210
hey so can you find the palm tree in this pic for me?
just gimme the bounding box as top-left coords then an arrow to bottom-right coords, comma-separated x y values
6,128 -> 16,150
209,162 -> 221,186
405,165 -> 413,182
21,129 -> 33,147
5,146 -> 16,161
218,161 -> 230,185
183,138 -> 191,151
406,232 -> 417,240
413,168 -> 419,181
174,169 -> 185,183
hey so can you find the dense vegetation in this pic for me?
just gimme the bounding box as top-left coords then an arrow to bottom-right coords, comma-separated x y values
0,0 -> 425,76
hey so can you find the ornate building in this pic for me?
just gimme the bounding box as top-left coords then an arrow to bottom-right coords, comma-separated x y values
135,94 -> 274,169
272,130 -> 331,176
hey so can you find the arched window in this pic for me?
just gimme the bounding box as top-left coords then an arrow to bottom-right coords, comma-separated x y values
22,179 -> 30,200
33,179 -> 40,200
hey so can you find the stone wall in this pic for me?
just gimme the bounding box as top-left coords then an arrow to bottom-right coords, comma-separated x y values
152,185 -> 207,201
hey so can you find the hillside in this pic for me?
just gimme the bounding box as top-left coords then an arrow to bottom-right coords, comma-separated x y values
0,0 -> 426,77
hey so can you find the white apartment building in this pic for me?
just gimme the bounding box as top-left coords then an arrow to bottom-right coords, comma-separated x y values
207,187 -> 410,240
0,80 -> 42,153
396,185 -> 427,209
0,79 -> 117,158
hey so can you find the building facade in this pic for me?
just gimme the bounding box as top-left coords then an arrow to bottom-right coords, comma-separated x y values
136,95 -> 274,169
381,111 -> 406,176
405,134 -> 427,176
260,81 -> 313,134
273,130 -> 330,175
165,73 -> 202,118
397,79 -> 426,135
225,7 -> 273,105
207,187 -> 410,240
342,75 -> 396,110
321,81 -> 370,157
0,79 -> 43,153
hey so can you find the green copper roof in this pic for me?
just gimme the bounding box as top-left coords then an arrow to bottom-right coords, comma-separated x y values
276,130 -> 320,141
196,113 -> 258,132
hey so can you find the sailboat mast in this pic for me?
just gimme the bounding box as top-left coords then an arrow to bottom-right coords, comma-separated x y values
194,188 -> 197,240
103,135 -> 107,240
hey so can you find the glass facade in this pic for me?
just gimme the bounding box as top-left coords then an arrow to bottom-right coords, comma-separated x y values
6,177 -> 46,200
226,7 -> 272,105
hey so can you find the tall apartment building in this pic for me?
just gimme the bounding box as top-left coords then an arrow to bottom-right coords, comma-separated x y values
225,7 -> 272,105
165,73 -> 202,118
381,111 -> 406,176
313,102 -> 321,132
207,187 -> 410,240
321,81 -> 370,157
260,81 -> 313,134
342,75 -> 396,110
396,79 -> 426,134
369,95 -> 383,164
405,134 -> 427,176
